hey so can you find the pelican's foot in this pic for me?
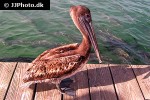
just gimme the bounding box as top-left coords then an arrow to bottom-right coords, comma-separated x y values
56,78 -> 76,96
60,78 -> 74,88
56,83 -> 65,94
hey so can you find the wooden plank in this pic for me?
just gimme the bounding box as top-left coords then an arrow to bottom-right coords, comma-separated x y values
63,93 -> 74,100
34,82 -> 61,100
87,64 -> 117,100
110,64 -> 144,100
5,62 -> 35,100
0,62 -> 17,100
63,65 -> 90,100
131,65 -> 150,99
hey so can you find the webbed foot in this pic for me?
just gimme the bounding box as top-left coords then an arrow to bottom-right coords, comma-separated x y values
56,78 -> 76,96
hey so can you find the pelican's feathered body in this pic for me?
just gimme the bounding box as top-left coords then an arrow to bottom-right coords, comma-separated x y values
23,43 -> 88,83
23,5 -> 102,93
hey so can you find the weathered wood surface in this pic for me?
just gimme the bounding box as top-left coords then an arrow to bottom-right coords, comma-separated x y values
87,64 -> 117,100
63,65 -> 90,100
35,82 -> 61,100
109,64 -> 144,100
0,62 -> 149,100
131,65 -> 150,99
0,62 -> 17,100
5,63 -> 35,100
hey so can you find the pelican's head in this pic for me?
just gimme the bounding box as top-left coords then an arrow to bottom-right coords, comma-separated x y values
70,5 -> 91,30
70,5 -> 102,63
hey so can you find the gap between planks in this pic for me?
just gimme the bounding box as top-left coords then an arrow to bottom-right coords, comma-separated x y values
63,64 -> 118,100
0,62 -> 18,100
131,65 -> 150,99
109,64 -> 147,100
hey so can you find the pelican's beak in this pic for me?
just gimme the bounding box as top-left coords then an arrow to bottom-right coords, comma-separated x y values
79,16 -> 102,63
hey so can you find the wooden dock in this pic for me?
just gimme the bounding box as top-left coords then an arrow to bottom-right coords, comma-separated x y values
0,62 -> 149,100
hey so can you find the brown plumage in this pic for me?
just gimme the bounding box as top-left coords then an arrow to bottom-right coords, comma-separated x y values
23,5 -> 102,93
23,43 -> 87,83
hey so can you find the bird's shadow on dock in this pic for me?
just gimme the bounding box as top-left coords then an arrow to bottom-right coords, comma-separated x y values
31,83 -> 56,92
63,90 -> 120,100
75,65 -> 150,88
31,65 -> 149,93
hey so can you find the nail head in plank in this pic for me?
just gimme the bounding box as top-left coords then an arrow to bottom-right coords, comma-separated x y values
87,64 -> 117,100
110,64 -> 144,100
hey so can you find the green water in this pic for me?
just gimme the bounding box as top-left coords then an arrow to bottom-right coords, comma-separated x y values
0,0 -> 150,64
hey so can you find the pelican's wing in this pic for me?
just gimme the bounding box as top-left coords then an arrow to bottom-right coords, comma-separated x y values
32,43 -> 79,63
23,54 -> 84,82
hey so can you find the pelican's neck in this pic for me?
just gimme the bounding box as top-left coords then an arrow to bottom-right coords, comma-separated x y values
73,18 -> 91,55
77,33 -> 91,56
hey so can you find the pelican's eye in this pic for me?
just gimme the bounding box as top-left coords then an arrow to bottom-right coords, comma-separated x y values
85,14 -> 91,22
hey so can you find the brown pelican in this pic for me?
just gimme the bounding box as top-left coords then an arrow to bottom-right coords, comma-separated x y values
23,5 -> 102,94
